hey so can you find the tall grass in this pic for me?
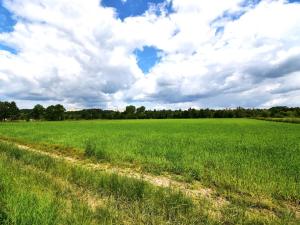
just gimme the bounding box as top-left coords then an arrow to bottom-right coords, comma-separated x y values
0,141 -> 299,224
0,153 -> 113,224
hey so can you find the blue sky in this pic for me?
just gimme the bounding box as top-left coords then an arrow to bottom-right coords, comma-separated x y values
0,1 -> 16,53
1,0 -> 300,109
101,0 -> 170,20
134,46 -> 162,74
0,1 -> 15,33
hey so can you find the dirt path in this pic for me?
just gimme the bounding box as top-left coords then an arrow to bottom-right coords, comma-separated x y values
2,140 -> 227,206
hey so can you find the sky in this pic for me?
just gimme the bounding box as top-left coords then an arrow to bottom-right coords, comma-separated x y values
0,0 -> 300,110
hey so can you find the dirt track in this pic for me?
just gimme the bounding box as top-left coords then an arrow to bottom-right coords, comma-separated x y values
2,139 -> 227,206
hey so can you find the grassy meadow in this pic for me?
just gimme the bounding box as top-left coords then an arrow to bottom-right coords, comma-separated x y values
0,119 -> 299,224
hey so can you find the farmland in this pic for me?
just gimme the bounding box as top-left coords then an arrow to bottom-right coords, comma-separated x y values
0,119 -> 299,224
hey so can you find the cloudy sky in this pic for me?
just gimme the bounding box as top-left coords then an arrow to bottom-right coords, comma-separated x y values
0,0 -> 300,109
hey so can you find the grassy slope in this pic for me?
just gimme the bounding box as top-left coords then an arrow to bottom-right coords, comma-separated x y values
0,119 -> 299,203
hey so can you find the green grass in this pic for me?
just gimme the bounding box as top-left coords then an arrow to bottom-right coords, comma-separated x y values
0,119 -> 299,224
0,147 -> 111,225
0,119 -> 299,200
0,142 -> 214,224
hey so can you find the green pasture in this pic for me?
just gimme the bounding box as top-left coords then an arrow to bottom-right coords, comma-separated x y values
0,119 -> 299,202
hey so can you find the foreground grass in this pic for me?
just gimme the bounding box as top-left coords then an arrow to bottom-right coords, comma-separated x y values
1,142 -> 298,224
0,149 -> 109,225
0,142 -> 212,224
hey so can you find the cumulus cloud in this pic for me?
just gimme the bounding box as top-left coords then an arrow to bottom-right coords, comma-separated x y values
124,0 -> 300,108
0,0 -> 143,108
0,0 -> 300,109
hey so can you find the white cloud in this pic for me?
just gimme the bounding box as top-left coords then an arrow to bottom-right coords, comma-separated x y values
0,0 -> 144,108
0,0 -> 300,109
124,0 -> 300,108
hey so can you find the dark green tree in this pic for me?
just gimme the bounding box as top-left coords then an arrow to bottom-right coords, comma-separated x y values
45,104 -> 66,121
31,104 -> 45,120
124,105 -> 136,118
136,106 -> 145,114
0,101 -> 19,121
136,106 -> 146,118
0,101 -> 8,121
8,101 -> 19,120
125,105 -> 136,114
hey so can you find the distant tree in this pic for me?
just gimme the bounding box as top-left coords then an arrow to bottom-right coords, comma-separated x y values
235,107 -> 246,118
136,106 -> 146,119
0,101 -> 7,121
0,101 -> 19,121
136,106 -> 145,114
45,105 -> 55,121
8,101 -> 19,120
55,105 -> 300,121
45,104 -> 66,121
6,102 -> 298,122
19,109 -> 32,121
123,105 -> 136,119
31,104 -> 45,120
125,105 -> 136,114
296,108 -> 300,117
269,106 -> 288,117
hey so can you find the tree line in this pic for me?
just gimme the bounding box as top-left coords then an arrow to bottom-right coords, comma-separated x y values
0,101 -> 65,121
0,101 -> 299,121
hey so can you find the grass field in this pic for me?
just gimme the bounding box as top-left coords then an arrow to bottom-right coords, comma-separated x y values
0,119 -> 299,224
